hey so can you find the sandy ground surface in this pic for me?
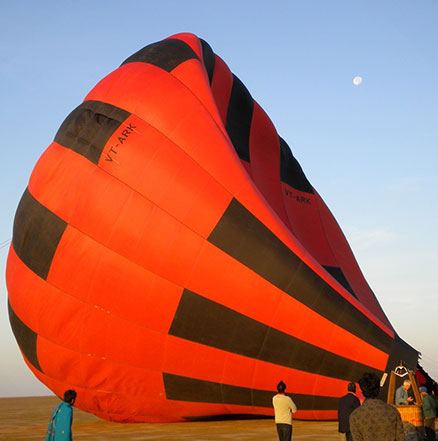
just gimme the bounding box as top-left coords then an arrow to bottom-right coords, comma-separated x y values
0,396 -> 341,441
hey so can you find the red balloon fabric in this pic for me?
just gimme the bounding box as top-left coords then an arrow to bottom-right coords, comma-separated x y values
7,33 -> 418,422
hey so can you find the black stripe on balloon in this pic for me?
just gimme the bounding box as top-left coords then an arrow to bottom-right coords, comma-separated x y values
323,266 -> 357,299
279,137 -> 314,193
169,290 -> 381,381
13,189 -> 67,280
200,39 -> 215,84
207,198 -> 393,355
163,372 -> 338,410
54,100 -> 131,165
121,38 -> 199,72
8,300 -> 42,372
225,75 -> 254,162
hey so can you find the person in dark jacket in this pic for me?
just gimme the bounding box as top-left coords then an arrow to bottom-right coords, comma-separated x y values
338,382 -> 360,441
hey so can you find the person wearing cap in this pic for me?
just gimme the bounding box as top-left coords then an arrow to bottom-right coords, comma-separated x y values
395,379 -> 414,405
272,381 -> 297,441
420,386 -> 437,441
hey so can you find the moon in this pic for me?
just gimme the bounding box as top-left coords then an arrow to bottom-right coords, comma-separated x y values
353,76 -> 363,85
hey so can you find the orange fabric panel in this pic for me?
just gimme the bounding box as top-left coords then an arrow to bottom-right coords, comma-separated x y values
10,246 -> 174,390
76,299 -> 167,371
9,246 -> 170,373
31,361 -> 171,421
28,144 -> 207,289
97,114 -> 232,239
28,145 -> 93,223
186,241 -> 281,323
38,336 -> 164,398
170,60 -> 226,136
48,226 -> 183,333
222,352 -> 258,388
7,247 -> 84,351
281,182 -> 338,266
37,338 -> 88,390
250,102 -> 290,228
26,362 -> 76,405
164,335 -> 228,382
210,55 -> 233,125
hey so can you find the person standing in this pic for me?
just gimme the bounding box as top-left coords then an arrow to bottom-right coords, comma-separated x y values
338,382 -> 360,441
45,390 -> 77,441
350,372 -> 404,441
273,381 -> 297,441
395,379 -> 414,405
421,386 -> 437,441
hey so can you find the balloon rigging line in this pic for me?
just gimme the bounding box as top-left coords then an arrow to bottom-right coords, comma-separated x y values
421,354 -> 438,370
0,238 -> 11,250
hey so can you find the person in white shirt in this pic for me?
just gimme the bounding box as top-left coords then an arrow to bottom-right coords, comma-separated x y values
272,381 -> 298,441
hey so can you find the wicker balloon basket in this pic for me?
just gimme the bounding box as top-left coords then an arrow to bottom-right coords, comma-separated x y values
386,364 -> 425,438
396,404 -> 423,428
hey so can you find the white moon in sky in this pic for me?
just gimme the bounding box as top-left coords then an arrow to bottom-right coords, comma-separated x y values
353,76 -> 363,85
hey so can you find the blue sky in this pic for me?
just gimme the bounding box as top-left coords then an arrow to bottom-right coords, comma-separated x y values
1,0 -> 437,396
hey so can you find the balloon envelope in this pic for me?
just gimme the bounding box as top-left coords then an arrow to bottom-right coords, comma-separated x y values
7,33 -> 417,422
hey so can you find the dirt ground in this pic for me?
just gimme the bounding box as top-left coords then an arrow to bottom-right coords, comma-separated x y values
0,396 -> 341,441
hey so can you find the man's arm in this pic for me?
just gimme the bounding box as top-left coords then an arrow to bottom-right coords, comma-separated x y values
289,397 -> 297,413
349,412 -> 364,441
352,396 -> 360,411
395,387 -> 406,405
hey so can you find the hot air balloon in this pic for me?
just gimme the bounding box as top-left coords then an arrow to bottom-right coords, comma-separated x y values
7,33 -> 418,422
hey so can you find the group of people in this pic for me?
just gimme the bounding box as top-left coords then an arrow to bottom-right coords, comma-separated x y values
46,375 -> 436,441
273,373 -> 437,441
337,375 -> 437,441
338,373 -> 405,441
394,379 -> 437,441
